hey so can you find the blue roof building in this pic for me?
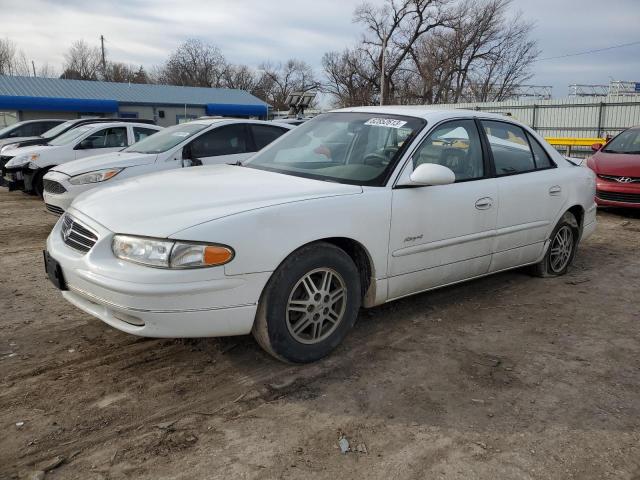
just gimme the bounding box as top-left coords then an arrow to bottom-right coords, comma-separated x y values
0,76 -> 268,126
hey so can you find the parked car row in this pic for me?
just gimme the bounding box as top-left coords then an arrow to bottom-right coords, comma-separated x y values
35,107 -> 597,363
1,117 -> 293,212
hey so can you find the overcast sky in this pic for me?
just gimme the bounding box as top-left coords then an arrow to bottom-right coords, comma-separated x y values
1,0 -> 639,98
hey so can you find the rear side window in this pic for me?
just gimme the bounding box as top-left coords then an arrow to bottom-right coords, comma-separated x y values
481,121 -> 535,175
133,127 -> 159,143
250,125 -> 288,150
189,124 -> 249,158
527,133 -> 554,169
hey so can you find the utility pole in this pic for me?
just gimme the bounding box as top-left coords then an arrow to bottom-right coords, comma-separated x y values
380,36 -> 387,106
31,60 -> 36,77
100,35 -> 107,74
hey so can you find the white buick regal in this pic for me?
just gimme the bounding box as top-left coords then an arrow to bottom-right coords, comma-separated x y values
45,107 -> 597,363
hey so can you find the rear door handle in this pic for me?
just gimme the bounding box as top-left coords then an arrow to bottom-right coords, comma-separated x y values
475,197 -> 493,210
549,185 -> 562,196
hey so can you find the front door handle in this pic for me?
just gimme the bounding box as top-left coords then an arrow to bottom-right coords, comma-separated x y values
475,197 -> 493,210
549,185 -> 562,196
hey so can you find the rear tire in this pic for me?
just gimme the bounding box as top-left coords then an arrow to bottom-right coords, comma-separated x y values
252,242 -> 361,363
531,211 -> 579,277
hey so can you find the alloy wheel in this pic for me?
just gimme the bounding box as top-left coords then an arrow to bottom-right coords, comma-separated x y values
549,225 -> 574,273
286,267 -> 347,344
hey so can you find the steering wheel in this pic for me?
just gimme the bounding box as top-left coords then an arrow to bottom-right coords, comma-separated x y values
362,152 -> 388,167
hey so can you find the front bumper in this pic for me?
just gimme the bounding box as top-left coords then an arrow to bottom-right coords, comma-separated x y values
1,154 -> 25,190
595,178 -> 640,209
46,209 -> 270,337
42,171 -> 77,215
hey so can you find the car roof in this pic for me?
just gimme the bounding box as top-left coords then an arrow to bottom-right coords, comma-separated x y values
188,118 -> 294,129
11,119 -> 66,125
332,106 -> 516,123
79,121 -> 162,129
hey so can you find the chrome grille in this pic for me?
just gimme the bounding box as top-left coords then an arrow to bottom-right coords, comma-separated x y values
598,174 -> 640,183
61,214 -> 98,253
43,179 -> 67,194
45,203 -> 65,216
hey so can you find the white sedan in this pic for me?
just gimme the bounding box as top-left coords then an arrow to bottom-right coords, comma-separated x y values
44,107 -> 597,363
3,122 -> 162,197
42,119 -> 293,215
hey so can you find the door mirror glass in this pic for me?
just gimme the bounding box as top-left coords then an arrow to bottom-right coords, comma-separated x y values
404,163 -> 455,186
76,138 -> 93,149
591,142 -> 603,151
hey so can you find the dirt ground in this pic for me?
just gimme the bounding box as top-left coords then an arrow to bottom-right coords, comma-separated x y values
1,188 -> 639,480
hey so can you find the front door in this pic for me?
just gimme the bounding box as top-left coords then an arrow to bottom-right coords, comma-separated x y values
188,123 -> 253,166
388,119 -> 498,300
74,126 -> 129,160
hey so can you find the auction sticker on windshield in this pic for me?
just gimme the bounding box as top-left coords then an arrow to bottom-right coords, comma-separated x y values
172,132 -> 191,137
364,118 -> 407,129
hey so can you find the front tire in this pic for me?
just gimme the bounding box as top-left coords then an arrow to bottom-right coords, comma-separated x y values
531,211 -> 579,277
252,242 -> 361,363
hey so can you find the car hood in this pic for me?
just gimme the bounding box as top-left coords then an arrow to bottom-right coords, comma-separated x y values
591,151 -> 640,176
51,152 -> 157,177
0,136 -> 39,148
71,164 -> 363,238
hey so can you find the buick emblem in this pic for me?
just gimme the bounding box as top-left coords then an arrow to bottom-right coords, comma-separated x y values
616,177 -> 633,183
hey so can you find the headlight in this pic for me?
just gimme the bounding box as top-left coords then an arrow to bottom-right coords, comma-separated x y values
6,153 -> 39,168
69,168 -> 123,185
0,144 -> 19,154
112,235 -> 234,269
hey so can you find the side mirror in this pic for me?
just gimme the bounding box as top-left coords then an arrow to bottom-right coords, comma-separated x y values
591,143 -> 603,152
399,163 -> 455,187
75,139 -> 93,150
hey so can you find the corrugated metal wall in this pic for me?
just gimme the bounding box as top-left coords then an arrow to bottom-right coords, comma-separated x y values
421,96 -> 640,138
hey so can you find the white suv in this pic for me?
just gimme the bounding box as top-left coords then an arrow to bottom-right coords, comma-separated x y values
42,119 -> 292,215
3,122 -> 162,197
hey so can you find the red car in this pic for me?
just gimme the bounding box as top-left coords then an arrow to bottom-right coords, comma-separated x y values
587,126 -> 640,208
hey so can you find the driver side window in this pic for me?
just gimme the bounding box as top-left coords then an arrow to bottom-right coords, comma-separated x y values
412,120 -> 484,181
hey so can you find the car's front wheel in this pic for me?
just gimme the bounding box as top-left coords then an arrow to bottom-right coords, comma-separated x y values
531,211 -> 579,277
252,242 -> 361,363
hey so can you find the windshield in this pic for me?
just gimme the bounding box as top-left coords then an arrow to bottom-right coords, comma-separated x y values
245,112 -> 426,186
124,123 -> 207,154
603,129 -> 640,154
0,123 -> 18,137
48,126 -> 94,146
42,120 -> 78,140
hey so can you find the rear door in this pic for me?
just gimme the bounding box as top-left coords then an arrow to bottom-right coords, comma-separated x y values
480,120 -> 567,271
73,126 -> 129,160
248,124 -> 289,152
188,123 -> 252,165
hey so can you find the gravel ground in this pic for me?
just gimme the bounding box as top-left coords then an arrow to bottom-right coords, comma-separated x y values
1,188 -> 639,480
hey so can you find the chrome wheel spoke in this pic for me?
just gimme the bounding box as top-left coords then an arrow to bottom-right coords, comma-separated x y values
549,225 -> 574,273
286,267 -> 348,345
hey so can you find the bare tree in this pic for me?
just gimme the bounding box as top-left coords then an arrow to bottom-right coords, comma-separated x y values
157,39 -> 226,87
62,40 -> 102,80
256,59 -> 318,111
322,49 -> 377,107
354,0 -> 450,104
222,64 -> 260,92
323,0 -> 539,106
0,38 -> 31,76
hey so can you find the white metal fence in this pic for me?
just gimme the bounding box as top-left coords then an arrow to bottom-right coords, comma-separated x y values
421,96 -> 640,138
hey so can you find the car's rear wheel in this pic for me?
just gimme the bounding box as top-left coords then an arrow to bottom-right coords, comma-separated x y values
531,211 -> 579,277
252,242 -> 361,363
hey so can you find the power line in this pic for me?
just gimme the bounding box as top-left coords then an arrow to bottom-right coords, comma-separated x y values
535,39 -> 640,62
